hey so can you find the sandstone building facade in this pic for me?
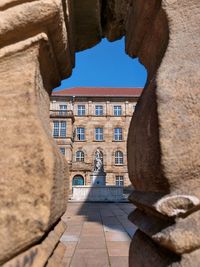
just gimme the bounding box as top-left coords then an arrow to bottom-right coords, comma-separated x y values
50,87 -> 142,192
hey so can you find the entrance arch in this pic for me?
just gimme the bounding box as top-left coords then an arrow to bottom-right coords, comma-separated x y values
72,175 -> 84,186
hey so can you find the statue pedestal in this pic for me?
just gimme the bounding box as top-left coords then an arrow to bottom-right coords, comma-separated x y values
72,186 -> 124,202
90,171 -> 106,186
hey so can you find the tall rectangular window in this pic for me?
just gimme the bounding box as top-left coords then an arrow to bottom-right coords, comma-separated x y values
95,105 -> 103,116
115,175 -> 124,186
59,147 -> 65,155
77,127 -> 85,141
115,151 -> 123,165
77,105 -> 86,116
114,128 -> 123,141
59,104 -> 67,115
113,105 -> 122,116
60,121 -> 66,137
95,127 -> 103,141
53,121 -> 66,137
53,121 -> 59,137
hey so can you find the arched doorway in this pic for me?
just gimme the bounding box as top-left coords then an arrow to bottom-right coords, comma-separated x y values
72,175 -> 84,186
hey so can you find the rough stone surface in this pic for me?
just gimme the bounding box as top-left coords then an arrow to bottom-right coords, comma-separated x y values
0,0 -> 72,264
3,220 -> 66,267
127,0 -> 200,199
101,0 -> 129,41
129,230 -> 181,267
127,0 -> 200,266
73,0 -> 102,51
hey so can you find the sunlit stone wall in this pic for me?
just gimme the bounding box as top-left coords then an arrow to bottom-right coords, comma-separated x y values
0,0 -> 73,264
127,1 -> 200,266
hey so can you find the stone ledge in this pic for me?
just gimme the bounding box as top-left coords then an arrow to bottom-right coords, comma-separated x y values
129,191 -> 200,218
72,186 -> 124,202
3,219 -> 67,267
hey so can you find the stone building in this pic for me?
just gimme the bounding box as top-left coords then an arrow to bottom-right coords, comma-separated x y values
50,87 -> 142,191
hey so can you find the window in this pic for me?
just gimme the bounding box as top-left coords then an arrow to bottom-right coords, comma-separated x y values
76,150 -> 84,162
53,121 -> 66,137
59,104 -> 67,115
72,175 -> 84,186
113,105 -> 122,116
53,121 -> 59,137
59,104 -> 67,110
116,175 -> 124,186
114,128 -> 122,141
77,127 -> 85,141
95,105 -> 103,116
60,121 -> 67,137
95,128 -> 103,141
59,147 -> 65,155
115,151 -> 123,165
77,105 -> 85,116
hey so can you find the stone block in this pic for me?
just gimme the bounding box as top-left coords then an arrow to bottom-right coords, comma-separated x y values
3,220 -> 66,267
0,0 -> 73,263
72,186 -> 124,202
127,0 -> 200,265
73,0 -> 102,51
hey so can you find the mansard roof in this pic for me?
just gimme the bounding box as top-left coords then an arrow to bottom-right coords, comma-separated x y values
52,87 -> 143,97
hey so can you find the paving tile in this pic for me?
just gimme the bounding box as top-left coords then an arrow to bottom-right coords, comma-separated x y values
100,210 -> 114,217
116,215 -> 129,223
123,226 -> 137,238
65,222 -> 84,227
70,249 -> 110,267
102,215 -> 120,223
81,226 -> 104,237
117,204 -> 135,215
62,256 -> 71,267
103,224 -> 125,233
68,215 -> 87,221
61,235 -> 79,242
77,236 -> 106,249
111,209 -> 126,216
110,256 -> 129,267
62,242 -> 77,257
107,241 -> 130,257
82,221 -> 103,229
63,225 -> 82,236
60,203 -> 136,266
105,231 -> 130,242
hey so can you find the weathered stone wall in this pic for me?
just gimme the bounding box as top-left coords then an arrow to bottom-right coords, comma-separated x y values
0,0 -> 73,264
127,0 -> 200,266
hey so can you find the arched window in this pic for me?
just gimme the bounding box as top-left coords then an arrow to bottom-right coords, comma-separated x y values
76,150 -> 84,162
115,151 -> 123,165
72,175 -> 84,186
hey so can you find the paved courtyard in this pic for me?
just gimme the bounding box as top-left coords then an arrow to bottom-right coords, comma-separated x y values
60,202 -> 137,267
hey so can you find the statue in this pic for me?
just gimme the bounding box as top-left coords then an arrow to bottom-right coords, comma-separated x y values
94,149 -> 104,173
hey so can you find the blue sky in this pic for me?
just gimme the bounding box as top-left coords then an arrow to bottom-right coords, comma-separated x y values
53,38 -> 147,91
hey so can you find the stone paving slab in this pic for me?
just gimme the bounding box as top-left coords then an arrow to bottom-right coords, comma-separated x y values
60,202 -> 136,267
